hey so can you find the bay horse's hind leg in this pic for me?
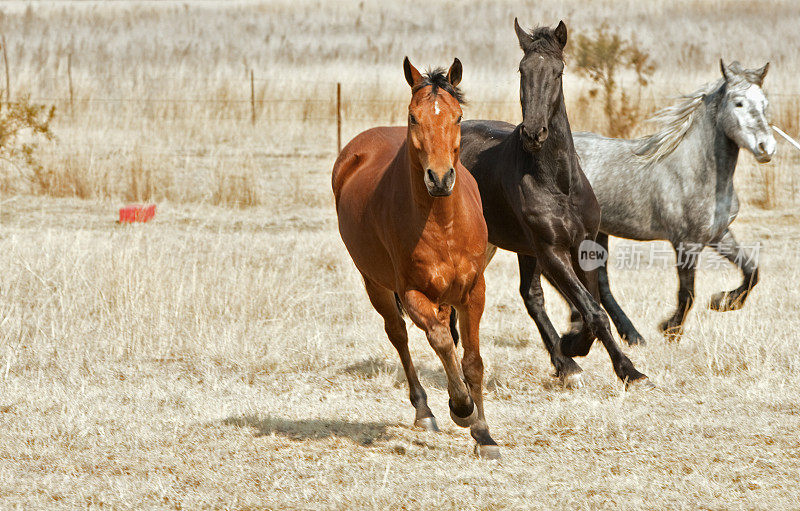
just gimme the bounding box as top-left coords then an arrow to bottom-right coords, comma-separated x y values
456,274 -> 500,459
518,254 -> 583,387
709,229 -> 759,312
659,242 -> 700,341
362,278 -> 438,432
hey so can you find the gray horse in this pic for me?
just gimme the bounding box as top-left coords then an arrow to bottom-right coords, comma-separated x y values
564,60 -> 776,348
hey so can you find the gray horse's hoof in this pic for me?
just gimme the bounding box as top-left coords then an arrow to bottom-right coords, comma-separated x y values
450,406 -> 478,428
709,291 -> 744,312
413,416 -> 439,432
474,444 -> 501,460
625,376 -> 656,391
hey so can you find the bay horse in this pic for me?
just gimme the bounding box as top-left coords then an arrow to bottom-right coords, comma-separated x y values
332,58 -> 499,458
457,20 -> 650,388
570,60 -> 775,343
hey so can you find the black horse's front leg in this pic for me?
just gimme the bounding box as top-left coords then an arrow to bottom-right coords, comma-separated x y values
659,242 -> 701,340
709,229 -> 759,312
517,254 -> 583,387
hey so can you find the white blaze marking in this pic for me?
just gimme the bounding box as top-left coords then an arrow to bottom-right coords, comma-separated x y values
434,100 -> 440,115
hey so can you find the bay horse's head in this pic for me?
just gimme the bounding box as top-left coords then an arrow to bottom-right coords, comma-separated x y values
514,18 -> 567,153
403,57 -> 464,197
718,60 -> 776,163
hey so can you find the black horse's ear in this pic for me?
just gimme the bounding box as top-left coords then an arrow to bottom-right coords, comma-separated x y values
514,18 -> 533,52
404,57 -> 422,88
755,62 -> 770,85
720,58 -> 730,81
554,20 -> 568,48
447,58 -> 462,87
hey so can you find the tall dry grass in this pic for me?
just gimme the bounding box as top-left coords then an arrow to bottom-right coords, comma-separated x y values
0,0 -> 797,207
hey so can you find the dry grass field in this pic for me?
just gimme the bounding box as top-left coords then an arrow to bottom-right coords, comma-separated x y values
1,0 -> 800,509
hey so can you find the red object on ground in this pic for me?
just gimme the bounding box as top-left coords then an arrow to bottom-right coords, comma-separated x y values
119,204 -> 156,223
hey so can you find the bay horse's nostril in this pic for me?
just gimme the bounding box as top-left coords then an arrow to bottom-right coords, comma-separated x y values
426,168 -> 437,184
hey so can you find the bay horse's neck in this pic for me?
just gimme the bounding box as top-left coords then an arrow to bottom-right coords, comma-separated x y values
404,138 -> 457,225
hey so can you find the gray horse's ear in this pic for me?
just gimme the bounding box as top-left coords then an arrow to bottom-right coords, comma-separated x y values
755,62 -> 769,85
554,20 -> 568,48
514,18 -> 534,52
404,57 -> 422,88
447,58 -> 462,87
720,59 -> 730,81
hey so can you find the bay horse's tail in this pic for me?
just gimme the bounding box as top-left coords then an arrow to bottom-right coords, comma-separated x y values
393,292 -> 460,346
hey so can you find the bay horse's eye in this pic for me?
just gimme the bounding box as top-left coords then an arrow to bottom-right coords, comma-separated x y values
409,114 -> 417,125
456,115 -> 462,124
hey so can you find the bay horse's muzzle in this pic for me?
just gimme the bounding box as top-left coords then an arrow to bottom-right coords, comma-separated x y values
425,167 -> 456,196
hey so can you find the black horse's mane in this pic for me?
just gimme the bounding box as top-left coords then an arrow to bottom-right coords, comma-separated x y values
412,68 -> 466,104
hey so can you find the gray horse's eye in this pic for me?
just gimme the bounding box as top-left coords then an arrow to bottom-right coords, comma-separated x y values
735,101 -> 744,108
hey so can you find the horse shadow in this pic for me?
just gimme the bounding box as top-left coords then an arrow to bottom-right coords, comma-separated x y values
222,415 -> 391,446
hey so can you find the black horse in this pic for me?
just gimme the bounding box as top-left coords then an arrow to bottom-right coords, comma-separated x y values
457,19 -> 649,387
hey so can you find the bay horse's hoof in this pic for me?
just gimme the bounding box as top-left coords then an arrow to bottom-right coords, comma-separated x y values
449,405 -> 477,428
413,416 -> 440,432
709,291 -> 745,312
474,444 -> 501,460
625,376 -> 655,391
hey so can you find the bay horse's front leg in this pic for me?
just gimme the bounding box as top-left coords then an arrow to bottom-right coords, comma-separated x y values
659,242 -> 700,341
401,290 -> 476,428
517,254 -> 584,388
709,229 -> 759,312
455,274 -> 500,459
540,245 -> 650,387
362,278 -> 437,431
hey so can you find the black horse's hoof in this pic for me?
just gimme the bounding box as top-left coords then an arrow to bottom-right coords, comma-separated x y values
474,444 -> 501,460
659,319 -> 683,342
709,291 -> 745,312
625,375 -> 655,391
554,357 -> 584,389
622,332 -> 647,347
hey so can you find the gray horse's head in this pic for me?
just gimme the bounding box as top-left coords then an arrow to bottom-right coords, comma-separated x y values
514,19 -> 567,153
718,60 -> 776,163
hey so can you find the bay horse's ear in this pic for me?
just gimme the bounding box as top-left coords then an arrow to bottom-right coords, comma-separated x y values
554,20 -> 568,48
447,58 -> 462,87
514,18 -> 533,52
404,57 -> 423,88
755,62 -> 769,85
720,59 -> 730,81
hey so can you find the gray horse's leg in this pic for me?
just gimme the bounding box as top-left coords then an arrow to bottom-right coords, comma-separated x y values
659,242 -> 701,340
709,229 -> 759,311
518,254 -> 583,387
596,233 -> 646,346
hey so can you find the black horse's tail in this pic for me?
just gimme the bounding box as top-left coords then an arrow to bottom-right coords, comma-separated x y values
393,293 -> 460,346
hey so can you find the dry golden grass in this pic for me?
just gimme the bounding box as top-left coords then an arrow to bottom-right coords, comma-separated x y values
1,1 -> 800,508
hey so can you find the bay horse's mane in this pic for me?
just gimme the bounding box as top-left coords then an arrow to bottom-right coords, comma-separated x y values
412,68 -> 466,104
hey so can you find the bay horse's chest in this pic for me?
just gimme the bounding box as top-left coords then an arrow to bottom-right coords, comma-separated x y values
403,238 -> 482,303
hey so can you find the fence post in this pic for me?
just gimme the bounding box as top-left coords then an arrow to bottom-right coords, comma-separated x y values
68,53 -> 74,112
250,69 -> 255,126
2,35 -> 9,103
336,82 -> 342,154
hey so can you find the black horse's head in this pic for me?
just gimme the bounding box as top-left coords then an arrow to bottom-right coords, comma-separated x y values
514,19 -> 567,153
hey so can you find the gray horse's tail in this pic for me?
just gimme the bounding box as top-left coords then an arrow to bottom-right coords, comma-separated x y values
393,292 -> 460,346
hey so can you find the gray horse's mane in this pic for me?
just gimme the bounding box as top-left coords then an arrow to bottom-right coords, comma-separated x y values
633,79 -> 723,163
635,62 -> 759,163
